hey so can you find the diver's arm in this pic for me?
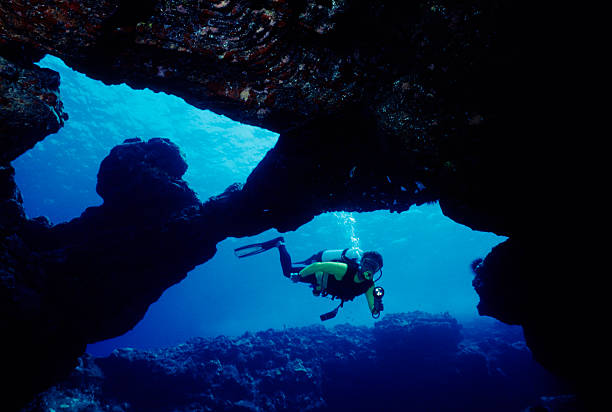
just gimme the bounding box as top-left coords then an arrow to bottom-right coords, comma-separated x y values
365,286 -> 376,313
299,262 -> 348,280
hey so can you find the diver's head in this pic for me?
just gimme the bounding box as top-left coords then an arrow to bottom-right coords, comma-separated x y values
359,251 -> 383,281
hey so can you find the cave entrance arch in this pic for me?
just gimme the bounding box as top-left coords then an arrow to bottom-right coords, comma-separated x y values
13,56 -> 505,357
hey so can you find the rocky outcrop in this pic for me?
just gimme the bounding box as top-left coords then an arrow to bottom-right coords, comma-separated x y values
471,238 -> 587,395
23,313 -> 569,412
0,137 -> 202,410
0,0 -> 587,409
0,52 -> 67,163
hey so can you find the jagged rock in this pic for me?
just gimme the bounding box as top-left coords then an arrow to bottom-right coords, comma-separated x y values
471,238 -> 587,397
0,54 -> 67,163
22,313 -> 569,412
0,164 -> 24,230
1,160 -> 83,412
1,138 -> 209,410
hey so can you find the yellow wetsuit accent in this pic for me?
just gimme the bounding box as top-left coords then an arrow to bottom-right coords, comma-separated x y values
365,286 -> 376,313
299,262 -> 378,314
299,261 -> 348,280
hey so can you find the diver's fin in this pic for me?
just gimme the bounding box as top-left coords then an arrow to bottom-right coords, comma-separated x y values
320,307 -> 339,321
320,301 -> 344,321
234,236 -> 284,258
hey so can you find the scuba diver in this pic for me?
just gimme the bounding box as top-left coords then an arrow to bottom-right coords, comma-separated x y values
234,237 -> 385,321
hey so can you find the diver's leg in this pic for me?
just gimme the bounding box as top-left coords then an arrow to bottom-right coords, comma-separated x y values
295,250 -> 324,265
278,243 -> 305,278
278,244 -> 294,278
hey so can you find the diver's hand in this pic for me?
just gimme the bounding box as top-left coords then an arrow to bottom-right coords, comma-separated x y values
290,274 -> 300,283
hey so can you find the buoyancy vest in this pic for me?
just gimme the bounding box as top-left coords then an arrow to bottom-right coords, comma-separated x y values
322,259 -> 374,302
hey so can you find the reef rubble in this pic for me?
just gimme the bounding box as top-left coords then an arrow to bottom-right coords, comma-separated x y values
23,312 -> 569,412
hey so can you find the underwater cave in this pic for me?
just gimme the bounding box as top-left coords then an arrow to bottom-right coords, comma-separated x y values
1,1 -> 591,411
15,56 -> 507,352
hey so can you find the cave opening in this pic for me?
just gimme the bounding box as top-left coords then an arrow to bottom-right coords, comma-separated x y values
13,55 -> 280,223
13,55 -> 506,358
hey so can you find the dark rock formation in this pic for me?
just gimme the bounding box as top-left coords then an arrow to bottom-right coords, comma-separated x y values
22,313 -> 570,412
471,239 -> 587,396
0,0 -> 588,410
0,52 -> 67,163
0,137 -> 204,410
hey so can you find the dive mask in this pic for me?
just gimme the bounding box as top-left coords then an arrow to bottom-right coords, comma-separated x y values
360,257 -> 381,280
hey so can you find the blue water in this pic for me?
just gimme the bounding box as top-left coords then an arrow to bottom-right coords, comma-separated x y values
13,56 -> 507,357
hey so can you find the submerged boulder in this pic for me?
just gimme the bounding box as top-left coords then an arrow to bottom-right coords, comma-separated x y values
96,137 -> 197,214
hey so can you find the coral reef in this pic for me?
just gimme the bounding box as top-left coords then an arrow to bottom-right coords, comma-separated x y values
23,313 -> 569,412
